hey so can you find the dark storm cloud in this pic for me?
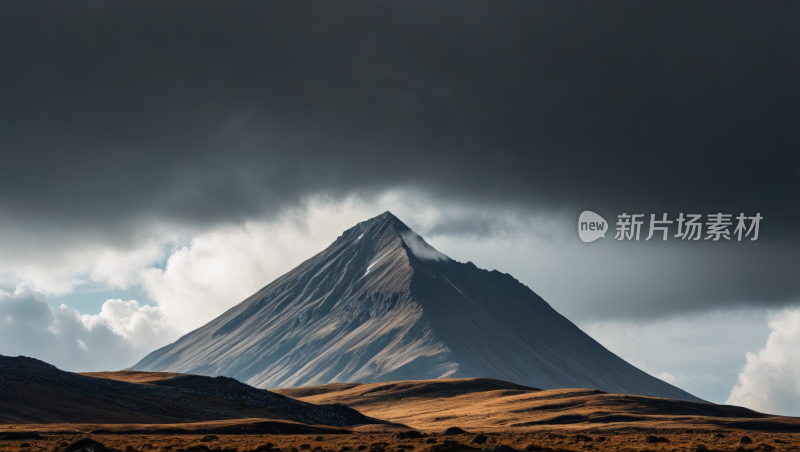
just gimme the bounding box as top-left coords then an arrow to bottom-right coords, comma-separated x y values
1,1 -> 798,237
0,1 -> 798,316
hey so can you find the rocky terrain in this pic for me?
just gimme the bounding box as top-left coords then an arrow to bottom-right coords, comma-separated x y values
0,422 -> 797,452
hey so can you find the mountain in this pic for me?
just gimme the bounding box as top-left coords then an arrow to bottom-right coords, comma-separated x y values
0,354 -> 376,426
132,212 -> 702,402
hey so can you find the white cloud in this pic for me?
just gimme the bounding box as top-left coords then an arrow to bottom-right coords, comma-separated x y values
7,242 -> 164,296
579,310 -> 772,404
79,299 -> 177,354
86,245 -> 165,291
727,308 -> 800,416
400,230 -> 449,261
0,283 -> 175,371
140,196 -> 386,332
0,285 -> 129,370
657,372 -> 677,384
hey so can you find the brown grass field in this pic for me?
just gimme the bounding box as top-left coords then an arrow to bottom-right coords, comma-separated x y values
1,372 -> 798,452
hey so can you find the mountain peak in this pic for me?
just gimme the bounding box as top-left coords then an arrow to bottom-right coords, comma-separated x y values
341,211 -> 408,237
133,212 -> 702,403
341,211 -> 449,262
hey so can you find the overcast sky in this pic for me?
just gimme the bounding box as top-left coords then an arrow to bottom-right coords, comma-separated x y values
0,1 -> 798,415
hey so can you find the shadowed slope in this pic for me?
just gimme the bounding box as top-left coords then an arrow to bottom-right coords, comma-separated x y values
274,378 -> 536,402
0,355 -> 377,426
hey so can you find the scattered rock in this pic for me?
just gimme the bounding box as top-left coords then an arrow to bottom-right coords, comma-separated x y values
0,433 -> 43,441
185,446 -> 210,452
300,445 -> 311,450
759,444 -> 776,451
714,434 -> 725,439
740,437 -> 753,445
19,443 -> 30,448
645,436 -> 669,444
404,432 -> 424,440
695,445 -> 709,452
199,436 -> 219,443
369,442 -> 388,452
471,435 -> 487,445
443,428 -> 467,436
423,440 -> 477,452
340,447 -> 352,452
356,447 -> 366,452
686,430 -> 695,434
523,446 -> 543,452
575,435 -> 593,443
315,438 -> 324,442
491,446 -> 516,452
64,438 -> 109,452
596,437 -> 606,442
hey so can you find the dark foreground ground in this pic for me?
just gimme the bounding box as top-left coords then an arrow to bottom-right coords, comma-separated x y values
1,368 -> 799,452
0,427 -> 798,452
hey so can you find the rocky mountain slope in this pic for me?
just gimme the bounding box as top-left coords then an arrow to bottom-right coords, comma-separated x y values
132,212 -> 702,403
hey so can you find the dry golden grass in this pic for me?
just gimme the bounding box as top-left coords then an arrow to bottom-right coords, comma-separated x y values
275,378 -> 793,433
79,371 -> 187,385
2,374 -> 798,452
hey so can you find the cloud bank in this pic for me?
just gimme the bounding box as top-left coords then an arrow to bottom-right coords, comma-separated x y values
0,284 -> 174,371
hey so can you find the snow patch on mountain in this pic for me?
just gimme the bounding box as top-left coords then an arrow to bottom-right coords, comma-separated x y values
442,275 -> 464,296
364,247 -> 394,276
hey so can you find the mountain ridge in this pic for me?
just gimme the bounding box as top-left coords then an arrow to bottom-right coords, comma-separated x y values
0,354 -> 377,426
132,212 -> 703,403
